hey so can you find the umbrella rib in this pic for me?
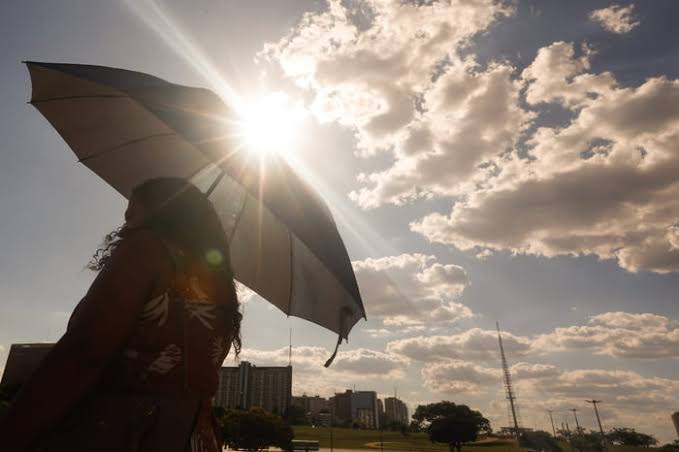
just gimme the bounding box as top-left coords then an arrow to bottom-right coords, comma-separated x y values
205,170 -> 225,196
228,196 -> 248,247
30,94 -> 127,104
77,133 -> 178,163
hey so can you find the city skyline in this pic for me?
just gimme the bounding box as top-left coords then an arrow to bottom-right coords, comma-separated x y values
1,0 -> 678,443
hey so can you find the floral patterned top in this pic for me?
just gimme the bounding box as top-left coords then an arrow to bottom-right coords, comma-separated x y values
88,241 -> 234,452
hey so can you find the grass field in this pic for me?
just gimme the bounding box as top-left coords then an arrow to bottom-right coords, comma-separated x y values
292,426 -> 522,451
292,427 -> 667,452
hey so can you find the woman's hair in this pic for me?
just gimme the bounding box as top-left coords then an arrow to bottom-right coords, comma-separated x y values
89,177 -> 241,356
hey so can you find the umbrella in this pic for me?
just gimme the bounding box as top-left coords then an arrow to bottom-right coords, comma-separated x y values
25,61 -> 366,366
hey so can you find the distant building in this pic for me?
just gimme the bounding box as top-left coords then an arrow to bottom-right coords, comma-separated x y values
672,411 -> 679,436
215,361 -> 292,415
291,394 -> 330,415
332,389 -> 380,429
384,397 -> 409,425
377,398 -> 385,425
1,343 -> 54,386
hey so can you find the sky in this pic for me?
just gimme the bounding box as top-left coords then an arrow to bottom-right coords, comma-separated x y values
1,0 -> 678,443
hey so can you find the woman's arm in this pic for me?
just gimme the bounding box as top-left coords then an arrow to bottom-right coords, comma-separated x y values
0,230 -> 164,451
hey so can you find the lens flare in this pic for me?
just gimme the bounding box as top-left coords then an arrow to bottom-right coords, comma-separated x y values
205,248 -> 224,266
238,92 -> 306,159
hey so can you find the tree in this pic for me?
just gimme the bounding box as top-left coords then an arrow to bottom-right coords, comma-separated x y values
408,420 -> 422,433
217,407 -> 293,451
659,440 -> 679,451
570,431 -> 605,452
520,430 -> 563,452
606,428 -> 658,447
285,404 -> 308,425
413,401 -> 490,452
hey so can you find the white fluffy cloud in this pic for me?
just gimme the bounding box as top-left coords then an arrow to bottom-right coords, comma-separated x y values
239,345 -> 406,377
590,4 -> 639,34
263,0 -> 523,208
534,312 -> 679,359
353,254 -> 472,326
349,59 -> 533,207
387,312 -> 678,361
413,41 -> 679,274
267,3 -> 679,275
509,362 -> 561,380
422,360 -> 501,394
386,328 -> 532,362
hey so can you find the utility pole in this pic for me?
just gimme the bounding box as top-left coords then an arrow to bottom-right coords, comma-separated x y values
586,400 -> 607,450
496,321 -> 520,438
547,410 -> 557,437
570,409 -> 581,434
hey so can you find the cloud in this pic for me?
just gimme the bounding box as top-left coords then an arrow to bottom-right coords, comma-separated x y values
589,4 -> 639,34
412,41 -> 679,274
386,312 -> 678,362
589,311 -> 670,330
266,4 -> 679,275
421,360 -> 501,394
349,59 -> 533,207
353,254 -> 472,326
386,328 -> 531,362
263,0 -> 522,208
262,0 -> 679,278
534,312 -> 679,359
521,41 -> 614,108
509,362 -> 561,380
362,328 -> 393,338
238,345 -> 407,378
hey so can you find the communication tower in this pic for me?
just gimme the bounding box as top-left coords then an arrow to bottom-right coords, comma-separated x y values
497,321 -> 521,437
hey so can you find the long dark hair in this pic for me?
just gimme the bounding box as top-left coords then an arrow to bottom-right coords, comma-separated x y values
89,177 -> 241,356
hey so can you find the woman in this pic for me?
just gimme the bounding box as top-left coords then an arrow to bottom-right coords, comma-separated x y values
0,177 -> 241,451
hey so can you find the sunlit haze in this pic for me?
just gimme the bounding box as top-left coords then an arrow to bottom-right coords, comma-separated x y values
237,92 -> 307,160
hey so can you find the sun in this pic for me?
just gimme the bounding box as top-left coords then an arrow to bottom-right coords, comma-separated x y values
238,92 -> 306,159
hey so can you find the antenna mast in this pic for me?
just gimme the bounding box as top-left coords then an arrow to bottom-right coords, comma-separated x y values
497,321 -> 520,438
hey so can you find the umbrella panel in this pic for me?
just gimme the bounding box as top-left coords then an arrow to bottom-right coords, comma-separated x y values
27,61 -> 366,342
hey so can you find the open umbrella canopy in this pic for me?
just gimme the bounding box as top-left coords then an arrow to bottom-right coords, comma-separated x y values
26,61 -> 366,364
